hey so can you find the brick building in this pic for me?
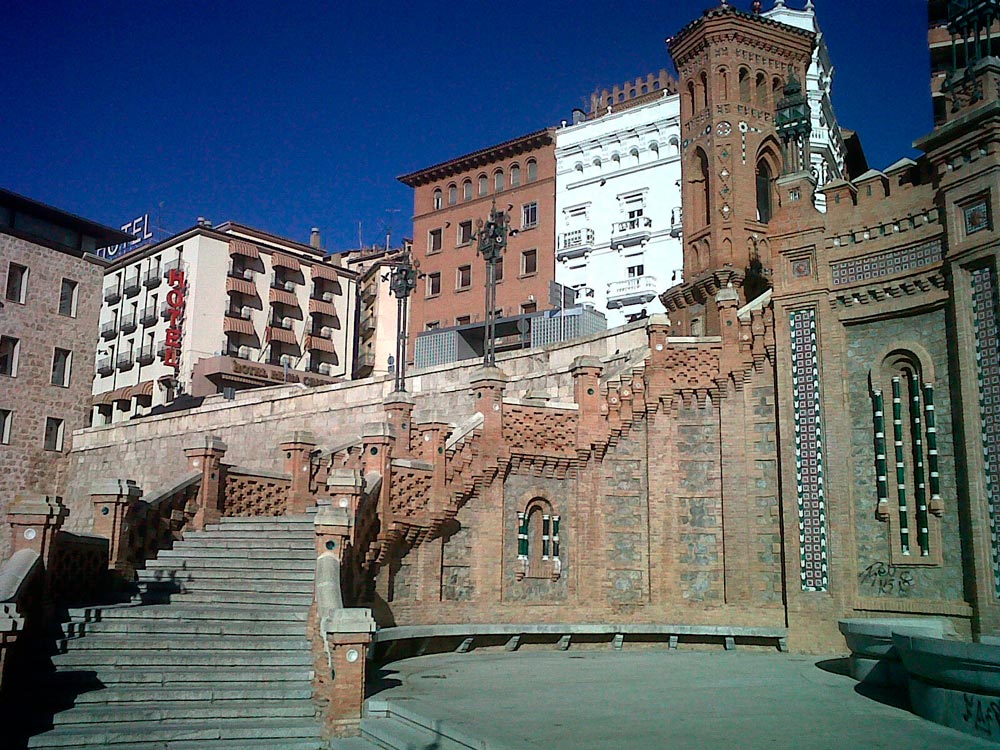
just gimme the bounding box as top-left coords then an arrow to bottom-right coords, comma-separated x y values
91,221 -> 357,423
0,189 -> 128,560
398,129 -> 557,364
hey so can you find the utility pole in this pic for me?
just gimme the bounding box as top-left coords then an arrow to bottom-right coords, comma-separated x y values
387,250 -> 419,392
475,200 -> 512,368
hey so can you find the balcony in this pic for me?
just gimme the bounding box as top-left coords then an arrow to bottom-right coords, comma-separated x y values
269,315 -> 294,330
143,265 -> 162,288
670,208 -> 683,238
361,282 -> 377,302
228,262 -> 254,281
120,313 -> 138,335
136,343 -> 156,366
556,228 -> 596,262
104,284 -> 121,304
359,312 -> 376,336
116,352 -> 134,371
97,357 -> 114,376
357,350 -> 376,370
611,216 -> 653,249
140,304 -> 158,326
271,274 -> 297,292
606,274 -> 659,309
123,272 -> 141,297
226,304 -> 253,320
163,258 -> 182,278
100,320 -> 117,340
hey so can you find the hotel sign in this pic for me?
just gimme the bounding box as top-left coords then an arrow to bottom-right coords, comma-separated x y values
96,213 -> 154,260
163,268 -> 185,369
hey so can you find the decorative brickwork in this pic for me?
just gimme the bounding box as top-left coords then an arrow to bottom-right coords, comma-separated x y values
222,472 -> 289,517
972,266 -> 1000,597
830,238 -> 943,286
388,465 -> 433,518
790,309 -> 828,592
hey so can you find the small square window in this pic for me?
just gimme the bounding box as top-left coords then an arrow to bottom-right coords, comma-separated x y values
426,272 -> 441,297
0,336 -> 19,377
456,315 -> 471,326
521,302 -> 537,314
44,417 -> 64,451
521,202 -> 538,229
5,263 -> 27,304
0,408 -> 10,444
458,221 -> 474,245
456,265 -> 472,290
495,256 -> 504,282
51,348 -> 72,387
521,249 -> 538,276
425,320 -> 440,331
59,279 -> 78,317
428,228 -> 443,254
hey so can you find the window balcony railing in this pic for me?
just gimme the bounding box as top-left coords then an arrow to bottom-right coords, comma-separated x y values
556,228 -> 596,262
606,274 -> 659,309
269,316 -> 294,330
116,352 -> 135,371
123,272 -> 141,297
120,313 -> 138,334
163,258 -> 182,278
104,285 -> 121,304
271,275 -> 297,291
611,216 -> 653,249
96,357 -> 114,376
228,263 -> 254,280
136,343 -> 156,365
139,304 -> 158,326
143,265 -> 162,288
100,320 -> 118,340
356,350 -> 376,369
227,305 -> 253,320
359,312 -> 375,335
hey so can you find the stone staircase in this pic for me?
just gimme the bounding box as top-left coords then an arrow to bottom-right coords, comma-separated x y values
331,700 -> 487,750
19,515 -> 324,750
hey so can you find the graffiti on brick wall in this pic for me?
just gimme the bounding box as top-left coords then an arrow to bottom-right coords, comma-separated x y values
223,473 -> 289,516
857,561 -> 914,595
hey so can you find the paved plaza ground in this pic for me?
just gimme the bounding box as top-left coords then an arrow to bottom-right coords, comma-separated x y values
370,648 -> 995,749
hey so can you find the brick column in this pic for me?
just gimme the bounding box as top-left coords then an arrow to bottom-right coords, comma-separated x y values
314,506 -> 353,559
6,494 -> 67,568
326,469 -> 365,524
383,392 -> 415,456
90,479 -> 143,577
183,436 -> 228,530
470,366 -> 507,447
572,356 -> 603,453
321,608 -> 376,734
280,431 -> 318,515
416,411 -> 450,602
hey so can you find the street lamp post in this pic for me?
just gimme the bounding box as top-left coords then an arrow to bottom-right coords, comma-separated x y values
475,201 -> 512,368
387,250 -> 419,392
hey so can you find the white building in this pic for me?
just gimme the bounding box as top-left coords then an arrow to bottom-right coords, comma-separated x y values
92,221 -> 357,424
554,72 -> 684,328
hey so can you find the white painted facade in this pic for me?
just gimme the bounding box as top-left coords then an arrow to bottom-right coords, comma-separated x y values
92,223 -> 356,424
554,93 -> 685,328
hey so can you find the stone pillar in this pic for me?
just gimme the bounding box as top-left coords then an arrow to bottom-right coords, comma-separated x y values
572,355 -> 603,448
383,392 -> 415,456
470,366 -> 507,448
321,609 -> 376,735
326,469 -> 365,525
280,431 -> 318,515
90,479 -> 143,577
183,436 -> 228,530
314,506 -> 353,560
6,494 -> 67,568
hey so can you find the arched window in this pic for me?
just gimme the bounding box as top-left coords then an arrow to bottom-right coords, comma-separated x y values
494,169 -> 504,192
526,159 -> 537,182
510,164 -> 521,187
756,159 -> 772,223
700,71 -> 709,109
516,497 -> 561,581
478,174 -> 488,196
432,189 -> 442,210
694,147 -> 711,227
772,76 -> 783,104
462,179 -> 472,201
618,92 -> 625,102
448,183 -> 457,206
756,72 -> 767,106
686,81 -> 696,116
718,67 -> 729,100
870,350 -> 943,564
739,68 -> 750,102
641,84 -> 648,94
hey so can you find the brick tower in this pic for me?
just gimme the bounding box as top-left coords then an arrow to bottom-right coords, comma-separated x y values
661,3 -> 814,334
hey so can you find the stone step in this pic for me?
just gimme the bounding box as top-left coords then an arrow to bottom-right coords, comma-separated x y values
154,547 -> 316,560
166,538 -> 314,550
170,590 -> 314,607
68,618 -> 306,637
183,527 -> 315,539
69,603 -> 308,622
143,556 -> 315,571
47,666 -> 315,686
33,741 -> 325,750
362,716 -> 442,750
362,701 -> 485,750
137,576 -> 314,594
52,699 -> 317,725
27,717 -> 323,747
206,519 -> 314,531
331,737 -> 377,750
137,566 -> 313,582
58,634 -> 310,652
52,649 -> 313,668
72,683 -> 314,704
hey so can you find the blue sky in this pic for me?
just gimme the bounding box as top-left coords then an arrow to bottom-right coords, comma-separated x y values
1,1 -> 931,252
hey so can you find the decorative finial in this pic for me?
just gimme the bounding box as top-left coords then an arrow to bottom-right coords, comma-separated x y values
805,0 -> 814,9
774,0 -> 786,8
752,0 -> 762,12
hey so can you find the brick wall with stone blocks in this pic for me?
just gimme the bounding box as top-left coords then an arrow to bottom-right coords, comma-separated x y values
0,234 -> 104,561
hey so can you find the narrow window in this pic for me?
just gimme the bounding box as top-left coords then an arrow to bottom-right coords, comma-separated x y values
700,71 -> 709,109
739,68 -> 750,102
0,336 -> 19,377
43,417 -> 64,451
526,159 -> 538,182
59,279 -> 78,317
448,184 -> 458,206
5,263 -> 27,303
695,148 -> 711,227
494,170 -> 504,192
756,159 -> 773,223
456,265 -> 472,290
510,164 -> 521,187
521,202 -> 538,229
478,174 -> 488,196
521,249 -> 537,276
462,179 -> 473,201
426,272 -> 441,297
0,408 -> 10,445
428,228 -> 443,254
51,348 -> 71,387
458,220 -> 474,245
495,255 -> 504,282
756,72 -> 767,106
433,189 -> 443,210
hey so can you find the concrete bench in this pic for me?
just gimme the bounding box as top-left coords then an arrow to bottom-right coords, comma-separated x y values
371,623 -> 788,662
